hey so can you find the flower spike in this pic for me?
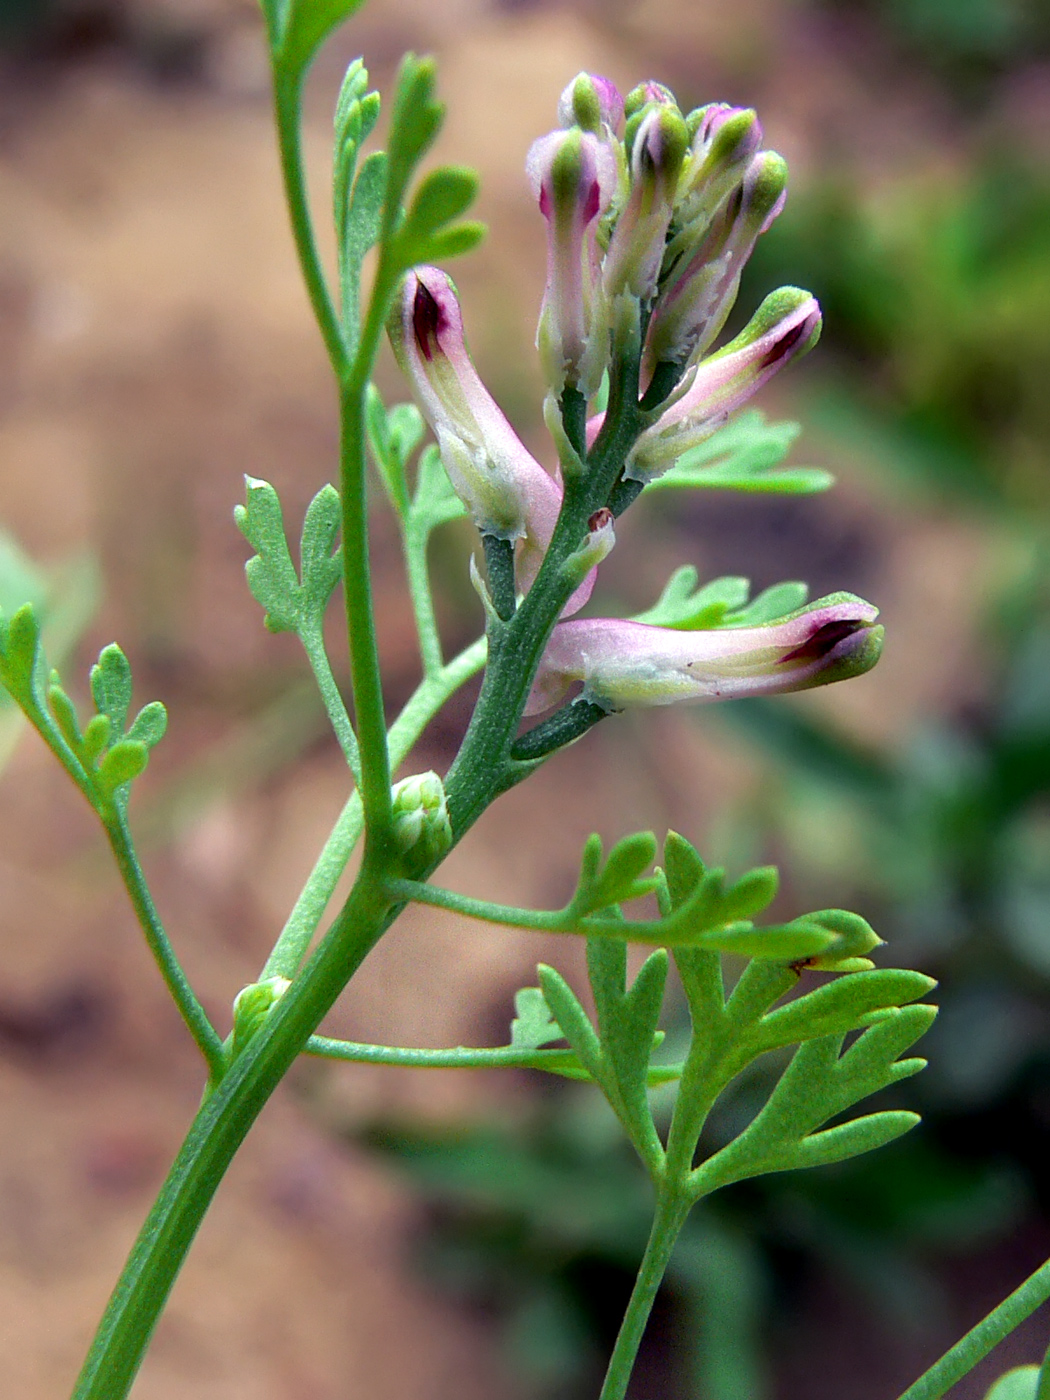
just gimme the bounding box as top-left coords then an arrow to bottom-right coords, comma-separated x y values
526,594 -> 882,715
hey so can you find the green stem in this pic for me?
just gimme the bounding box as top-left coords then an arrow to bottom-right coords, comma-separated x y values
387,874 -> 705,946
339,379 -> 392,832
261,637 -> 486,980
404,514 -> 444,676
306,1034 -> 684,1083
482,534 -> 517,621
511,699 -> 608,761
71,868 -> 396,1400
598,1187 -> 689,1400
273,73 -> 348,380
307,1035 -> 586,1077
897,1258 -> 1050,1400
299,621 -> 361,778
103,808 -> 225,1080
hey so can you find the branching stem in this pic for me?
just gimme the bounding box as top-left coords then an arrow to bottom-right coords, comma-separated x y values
299,620 -> 361,778
262,636 -> 486,981
102,810 -> 227,1083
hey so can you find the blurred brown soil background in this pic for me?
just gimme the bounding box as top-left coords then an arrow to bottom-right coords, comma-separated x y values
0,0 -> 1041,1395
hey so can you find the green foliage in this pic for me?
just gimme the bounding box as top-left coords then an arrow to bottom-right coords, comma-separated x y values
523,831 -> 935,1192
261,0 -> 367,83
695,1004 -> 934,1191
510,986 -> 565,1051
235,476 -> 341,638
333,61 -> 384,351
366,389 -> 467,535
375,54 -> 485,278
0,607 -> 164,814
633,565 -> 811,631
539,944 -> 669,1165
567,831 -> 662,916
644,410 -> 833,497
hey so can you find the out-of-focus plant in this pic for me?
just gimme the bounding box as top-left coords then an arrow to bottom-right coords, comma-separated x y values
2,2 -> 1048,1396
821,0 -> 1050,98
742,153 -> 1050,516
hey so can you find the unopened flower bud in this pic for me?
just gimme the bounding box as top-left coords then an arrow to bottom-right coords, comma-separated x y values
388,269 -> 562,548
391,770 -> 453,864
526,594 -> 882,714
623,80 -> 678,122
630,286 -> 821,480
676,106 -> 763,227
604,104 -> 690,300
557,72 -> 624,134
527,127 -> 618,394
648,150 -> 789,369
232,976 -> 290,1056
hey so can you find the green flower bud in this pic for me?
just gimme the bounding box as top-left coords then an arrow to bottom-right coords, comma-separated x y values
231,976 -> 290,1057
392,770 -> 452,865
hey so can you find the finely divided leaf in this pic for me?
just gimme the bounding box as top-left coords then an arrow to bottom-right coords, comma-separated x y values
236,476 -> 341,637
509,986 -> 564,1050
695,1003 -> 936,1193
271,0 -> 367,81
537,964 -> 602,1081
236,477 -> 301,633
413,445 -> 468,530
588,831 -> 659,911
90,644 -> 133,734
645,411 -> 833,496
724,581 -> 810,627
632,568 -> 810,631
126,701 -> 168,751
299,484 -> 342,615
753,968 -> 937,1053
633,568 -> 750,629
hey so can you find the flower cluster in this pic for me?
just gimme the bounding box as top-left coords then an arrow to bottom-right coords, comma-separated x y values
389,72 -> 882,716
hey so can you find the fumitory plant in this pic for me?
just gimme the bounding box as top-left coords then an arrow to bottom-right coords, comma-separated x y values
1,0 -> 1049,1396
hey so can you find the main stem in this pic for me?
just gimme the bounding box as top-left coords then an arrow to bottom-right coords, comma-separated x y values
598,1186 -> 688,1400
70,864 -> 395,1400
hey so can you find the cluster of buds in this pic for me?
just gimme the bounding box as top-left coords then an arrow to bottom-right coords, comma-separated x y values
388,72 -> 882,716
391,770 -> 453,865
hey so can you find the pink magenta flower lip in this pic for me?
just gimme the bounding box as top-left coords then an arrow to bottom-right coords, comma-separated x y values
525,595 -> 882,715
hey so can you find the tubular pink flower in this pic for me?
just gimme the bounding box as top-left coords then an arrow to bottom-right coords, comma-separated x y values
526,127 -> 618,394
603,103 -> 689,301
388,267 -> 562,543
647,151 -> 789,371
525,594 -> 883,715
674,105 -> 763,233
627,287 -> 821,480
388,268 -> 599,614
